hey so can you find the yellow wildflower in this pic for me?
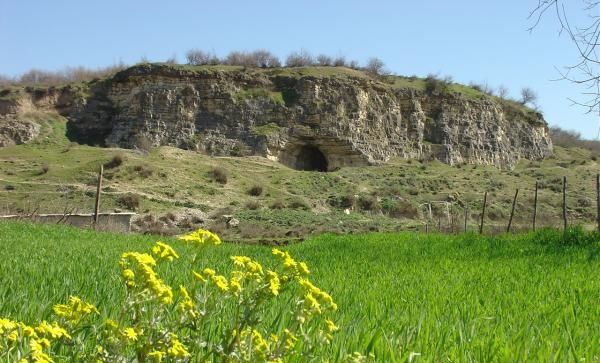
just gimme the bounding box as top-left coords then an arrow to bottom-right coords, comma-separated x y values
122,327 -> 139,342
325,319 -> 339,333
35,321 -> 71,340
148,350 -> 166,362
192,270 -> 206,283
167,333 -> 190,358
178,286 -> 196,316
151,241 -> 179,261
178,228 -> 221,246
251,329 -> 269,359
7,330 -> 18,343
53,296 -> 98,325
211,275 -> 229,292
0,318 -> 17,334
229,274 -> 242,295
283,329 -> 298,350
267,270 -> 280,296
202,268 -> 216,277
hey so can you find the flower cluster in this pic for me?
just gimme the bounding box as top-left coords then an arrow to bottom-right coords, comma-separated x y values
119,248 -> 174,304
0,229 -> 342,362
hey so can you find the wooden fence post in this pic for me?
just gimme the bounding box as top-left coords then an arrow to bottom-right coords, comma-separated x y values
464,204 -> 468,233
507,189 -> 519,233
562,176 -> 567,231
533,181 -> 538,231
596,174 -> 600,232
479,191 -> 487,235
94,165 -> 103,227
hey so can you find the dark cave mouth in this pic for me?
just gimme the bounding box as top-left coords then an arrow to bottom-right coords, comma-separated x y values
292,145 -> 329,172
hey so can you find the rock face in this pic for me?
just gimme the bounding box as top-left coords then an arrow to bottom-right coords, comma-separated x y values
3,64 -> 554,169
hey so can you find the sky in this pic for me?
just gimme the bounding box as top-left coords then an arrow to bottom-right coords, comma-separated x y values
1,0 -> 599,139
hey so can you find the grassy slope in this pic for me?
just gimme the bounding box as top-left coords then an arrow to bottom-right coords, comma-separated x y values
0,115 -> 598,240
0,222 -> 598,361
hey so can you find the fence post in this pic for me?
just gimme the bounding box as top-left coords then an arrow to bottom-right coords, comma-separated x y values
596,173 -> 600,232
479,191 -> 487,235
464,204 -> 468,233
507,189 -> 519,233
94,165 -> 103,228
533,181 -> 538,231
562,176 -> 567,231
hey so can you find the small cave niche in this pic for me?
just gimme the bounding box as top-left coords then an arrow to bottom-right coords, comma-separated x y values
285,144 -> 329,172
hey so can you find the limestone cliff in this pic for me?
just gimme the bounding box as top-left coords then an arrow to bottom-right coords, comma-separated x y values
0,64 -> 552,169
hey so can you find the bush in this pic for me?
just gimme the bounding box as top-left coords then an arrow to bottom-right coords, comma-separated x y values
247,185 -> 263,196
245,200 -> 261,210
185,49 -> 220,65
381,198 -> 419,219
39,164 -> 49,175
549,126 -> 600,155
225,50 -> 280,68
286,50 -> 315,67
117,193 -> 140,211
364,57 -> 387,76
211,167 -> 228,184
358,195 -> 379,211
270,199 -> 285,209
133,164 -> 153,178
316,54 -> 333,66
425,73 -> 452,94
288,197 -> 310,210
104,154 -> 125,169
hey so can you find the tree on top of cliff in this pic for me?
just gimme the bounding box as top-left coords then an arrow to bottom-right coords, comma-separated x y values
529,0 -> 600,116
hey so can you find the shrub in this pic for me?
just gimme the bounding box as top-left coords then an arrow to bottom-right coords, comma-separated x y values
104,154 -> 125,169
288,197 -> 310,210
425,73 -> 452,94
520,87 -> 538,105
316,54 -> 333,66
211,167 -> 228,184
245,200 -> 261,210
286,49 -> 315,67
358,195 -> 379,211
381,198 -> 419,219
549,126 -> 600,155
117,193 -> 140,210
247,185 -> 263,196
39,164 -> 49,175
225,50 -> 281,68
270,199 -> 285,209
133,164 -> 153,178
364,57 -> 387,76
185,49 -> 220,65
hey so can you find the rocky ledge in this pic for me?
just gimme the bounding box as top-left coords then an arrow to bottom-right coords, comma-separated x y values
0,64 -> 553,170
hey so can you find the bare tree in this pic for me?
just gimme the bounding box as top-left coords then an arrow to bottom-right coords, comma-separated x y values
529,1 -> 600,115
285,49 -> 315,67
333,56 -> 347,67
364,57 -> 387,75
248,50 -> 281,67
185,49 -> 219,65
0,74 -> 14,85
497,85 -> 509,100
520,87 -> 538,106
316,54 -> 333,66
225,50 -> 280,68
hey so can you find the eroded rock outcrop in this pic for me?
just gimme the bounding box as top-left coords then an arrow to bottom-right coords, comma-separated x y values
2,64 -> 553,169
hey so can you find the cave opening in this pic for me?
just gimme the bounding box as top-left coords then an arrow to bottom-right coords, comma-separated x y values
295,145 -> 328,172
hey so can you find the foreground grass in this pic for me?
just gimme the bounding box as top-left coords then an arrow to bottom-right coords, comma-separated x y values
0,222 -> 599,362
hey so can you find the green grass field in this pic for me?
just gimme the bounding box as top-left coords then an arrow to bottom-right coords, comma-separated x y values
1,222 -> 598,362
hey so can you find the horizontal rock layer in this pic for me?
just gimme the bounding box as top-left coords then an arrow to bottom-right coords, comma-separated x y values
2,64 -> 553,169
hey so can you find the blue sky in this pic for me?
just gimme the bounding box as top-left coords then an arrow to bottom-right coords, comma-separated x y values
1,0 -> 599,138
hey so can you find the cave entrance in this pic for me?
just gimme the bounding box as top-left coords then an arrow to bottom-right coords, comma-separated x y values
295,145 -> 328,172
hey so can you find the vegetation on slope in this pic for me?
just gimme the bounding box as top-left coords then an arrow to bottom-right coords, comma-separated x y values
0,115 -> 598,239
